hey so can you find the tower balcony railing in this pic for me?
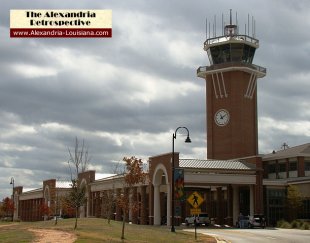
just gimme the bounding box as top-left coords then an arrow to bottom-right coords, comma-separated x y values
197,62 -> 266,78
204,34 -> 259,49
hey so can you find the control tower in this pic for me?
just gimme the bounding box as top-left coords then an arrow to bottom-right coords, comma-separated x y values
197,11 -> 266,160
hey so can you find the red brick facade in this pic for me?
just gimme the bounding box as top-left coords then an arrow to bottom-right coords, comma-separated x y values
206,71 -> 258,160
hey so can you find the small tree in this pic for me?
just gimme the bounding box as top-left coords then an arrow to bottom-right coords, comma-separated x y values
1,197 -> 14,218
118,156 -> 146,240
67,137 -> 90,229
102,163 -> 122,224
39,202 -> 50,220
287,185 -> 303,221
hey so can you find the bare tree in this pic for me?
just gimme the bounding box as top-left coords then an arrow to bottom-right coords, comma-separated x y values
117,156 -> 146,240
67,137 -> 90,229
68,137 -> 90,179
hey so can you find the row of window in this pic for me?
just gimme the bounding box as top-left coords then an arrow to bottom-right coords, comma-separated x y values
267,161 -> 310,174
266,189 -> 310,221
207,43 -> 256,65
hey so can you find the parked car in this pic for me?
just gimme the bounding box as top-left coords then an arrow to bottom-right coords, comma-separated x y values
249,214 -> 266,228
236,214 -> 266,228
236,215 -> 250,228
185,213 -> 210,226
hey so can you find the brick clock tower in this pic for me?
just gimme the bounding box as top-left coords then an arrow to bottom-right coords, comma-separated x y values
198,12 -> 266,160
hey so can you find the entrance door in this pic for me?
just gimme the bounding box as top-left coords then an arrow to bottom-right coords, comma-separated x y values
239,187 -> 250,216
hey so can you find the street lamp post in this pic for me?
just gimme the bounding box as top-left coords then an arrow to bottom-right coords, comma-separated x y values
10,177 -> 14,221
171,127 -> 191,232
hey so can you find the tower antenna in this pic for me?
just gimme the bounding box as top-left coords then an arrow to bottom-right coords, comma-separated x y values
230,9 -> 232,25
222,13 -> 224,35
236,11 -> 238,34
248,14 -> 250,37
206,17 -> 208,39
209,21 -> 211,38
254,19 -> 256,38
252,15 -> 254,37
214,15 -> 216,37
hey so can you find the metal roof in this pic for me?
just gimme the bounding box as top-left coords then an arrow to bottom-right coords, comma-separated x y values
23,188 -> 42,194
263,143 -> 310,160
95,173 -> 116,180
179,159 -> 256,170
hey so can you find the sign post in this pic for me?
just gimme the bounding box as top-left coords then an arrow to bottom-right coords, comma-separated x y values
187,191 -> 205,240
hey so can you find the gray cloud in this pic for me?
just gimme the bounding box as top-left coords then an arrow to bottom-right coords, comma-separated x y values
1,0 -> 310,199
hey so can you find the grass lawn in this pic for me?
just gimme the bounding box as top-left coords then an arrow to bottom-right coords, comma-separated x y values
0,218 -> 215,242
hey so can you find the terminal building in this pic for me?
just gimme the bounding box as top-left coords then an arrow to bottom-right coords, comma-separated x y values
11,12 -> 310,226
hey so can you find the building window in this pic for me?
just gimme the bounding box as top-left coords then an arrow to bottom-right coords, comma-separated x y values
299,199 -> 310,219
289,162 -> 297,171
268,163 -> 276,173
305,162 -> 310,171
279,163 -> 286,173
266,189 -> 286,226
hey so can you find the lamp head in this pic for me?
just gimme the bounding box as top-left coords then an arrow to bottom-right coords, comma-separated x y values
185,136 -> 191,143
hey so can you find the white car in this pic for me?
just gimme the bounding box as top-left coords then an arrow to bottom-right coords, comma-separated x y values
185,213 -> 210,226
236,214 -> 266,228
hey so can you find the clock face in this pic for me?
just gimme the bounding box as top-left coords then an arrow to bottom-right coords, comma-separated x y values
214,109 -> 230,126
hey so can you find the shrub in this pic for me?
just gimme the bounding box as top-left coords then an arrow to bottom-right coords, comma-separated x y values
301,222 -> 310,230
277,219 -> 291,228
291,220 -> 302,229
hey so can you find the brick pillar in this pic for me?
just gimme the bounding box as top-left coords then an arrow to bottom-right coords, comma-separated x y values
124,188 -> 129,222
286,158 -> 289,178
131,187 -> 138,224
101,192 -> 104,218
140,186 -> 148,225
30,200 -> 33,221
298,156 -> 305,177
95,192 -> 98,217
20,201 -> 23,221
96,192 -> 101,218
148,184 -> 154,225
115,189 -> 122,221
40,198 -> 44,220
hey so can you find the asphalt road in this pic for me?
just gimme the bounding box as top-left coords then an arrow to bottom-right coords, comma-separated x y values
184,227 -> 310,243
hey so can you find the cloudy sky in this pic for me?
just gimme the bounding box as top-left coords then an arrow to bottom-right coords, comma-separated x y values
1,0 -> 310,199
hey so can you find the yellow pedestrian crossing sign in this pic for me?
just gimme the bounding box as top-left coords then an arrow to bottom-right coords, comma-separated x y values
187,191 -> 204,208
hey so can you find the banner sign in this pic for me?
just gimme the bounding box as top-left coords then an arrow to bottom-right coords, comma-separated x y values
174,168 -> 185,201
10,9 -> 112,38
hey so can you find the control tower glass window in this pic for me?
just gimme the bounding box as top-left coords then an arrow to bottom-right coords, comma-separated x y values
209,44 -> 256,64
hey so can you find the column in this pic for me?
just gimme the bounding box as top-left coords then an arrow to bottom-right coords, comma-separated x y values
166,183 -> 171,226
153,184 -> 161,225
232,185 -> 239,226
86,196 -> 89,218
